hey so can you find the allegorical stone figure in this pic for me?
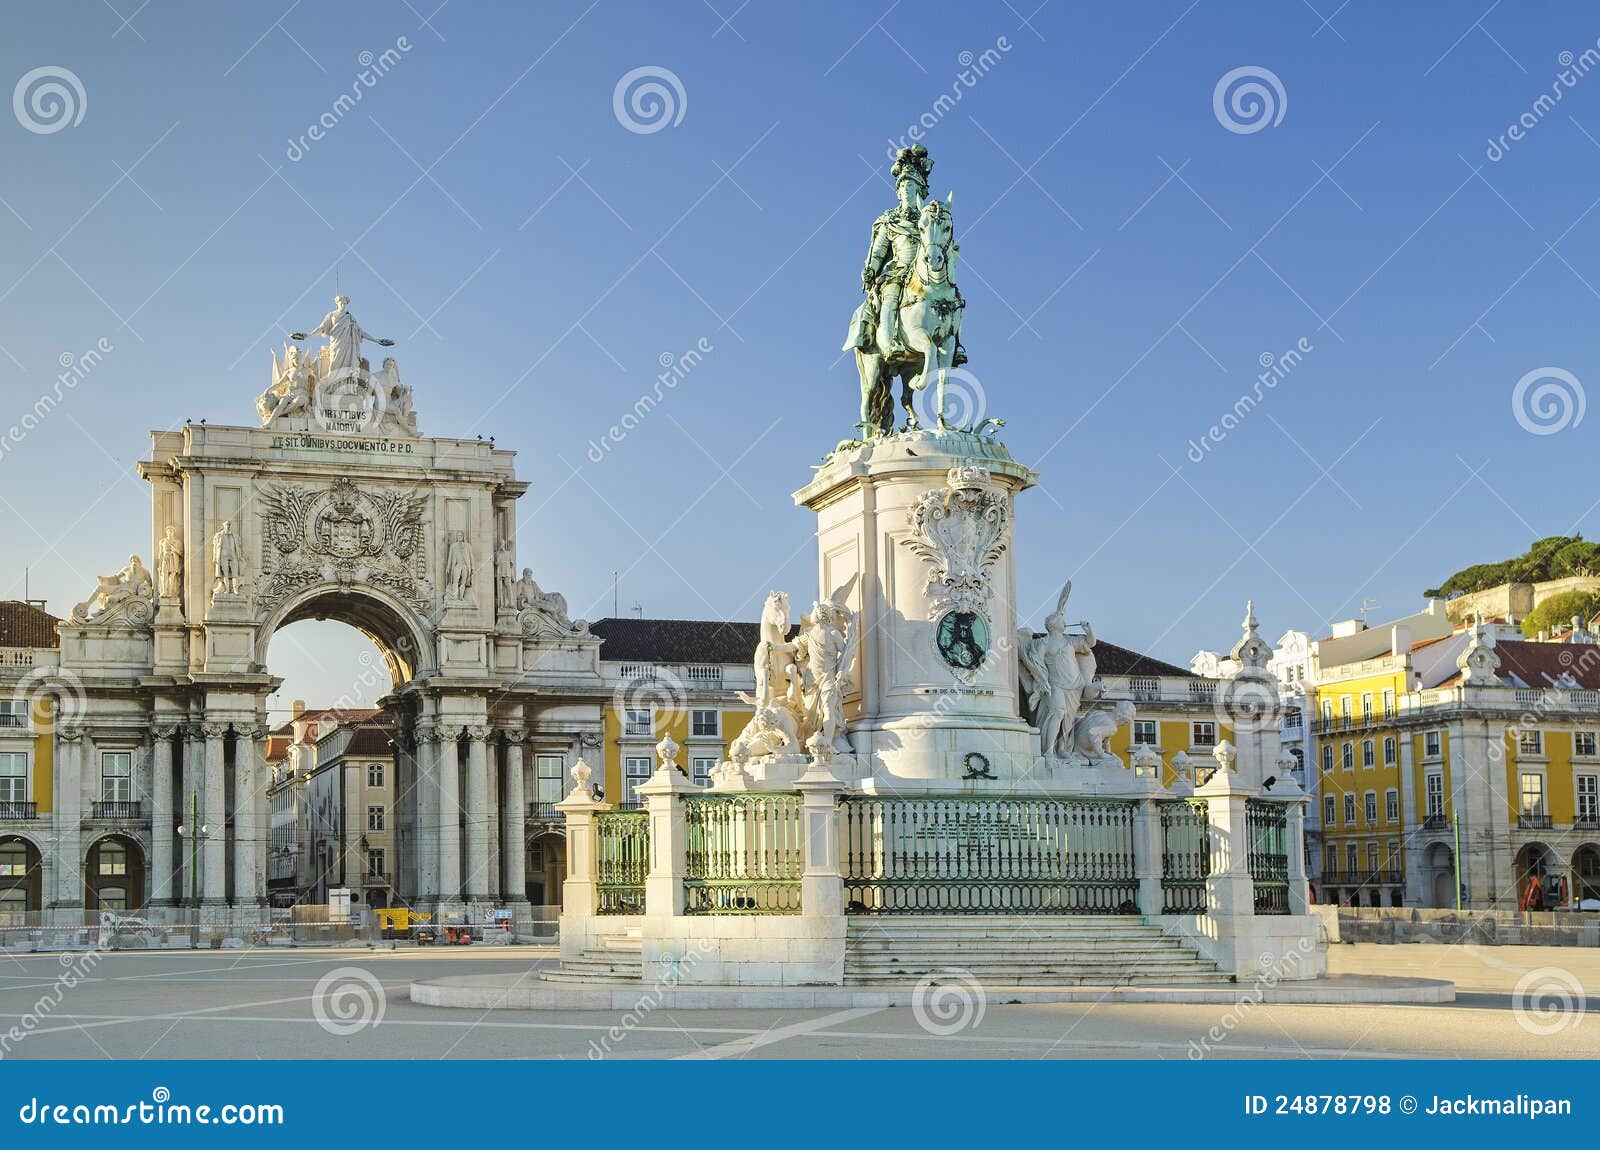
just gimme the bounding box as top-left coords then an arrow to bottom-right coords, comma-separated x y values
495,539 -> 516,611
797,592 -> 858,759
729,590 -> 802,761
1018,581 -> 1099,759
446,532 -> 474,601
70,555 -> 154,623
290,294 -> 394,378
156,525 -> 183,600
211,520 -> 243,596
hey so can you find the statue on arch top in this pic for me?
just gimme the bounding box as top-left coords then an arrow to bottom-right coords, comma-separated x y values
844,145 -> 967,437
291,294 -> 394,380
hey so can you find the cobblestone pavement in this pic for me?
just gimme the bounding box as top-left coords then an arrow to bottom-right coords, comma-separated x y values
0,943 -> 1593,1060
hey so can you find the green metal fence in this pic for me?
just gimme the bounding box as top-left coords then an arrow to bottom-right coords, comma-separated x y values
1246,799 -> 1290,915
839,795 -> 1139,914
1158,798 -> 1211,914
595,809 -> 649,915
682,793 -> 804,914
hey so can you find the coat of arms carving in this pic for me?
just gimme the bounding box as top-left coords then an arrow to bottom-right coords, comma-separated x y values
258,477 -> 430,612
902,464 -> 1010,618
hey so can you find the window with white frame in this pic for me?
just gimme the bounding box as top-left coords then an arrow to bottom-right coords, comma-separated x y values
1385,789 -> 1399,822
1324,795 -> 1336,825
1361,692 -> 1373,721
1321,700 -> 1333,723
1326,846 -> 1338,874
623,756 -> 652,803
100,751 -> 132,802
1340,696 -> 1352,720
623,709 -> 652,737
367,762 -> 384,788
1577,731 -> 1598,758
367,805 -> 385,831
690,709 -> 720,738
1426,773 -> 1444,817
1343,794 -> 1356,824
1191,721 -> 1216,747
1366,841 -> 1379,873
1346,842 -> 1358,872
535,754 -> 565,805
1382,688 -> 1395,717
1424,730 -> 1442,758
1364,792 -> 1377,824
692,756 -> 716,787
1518,729 -> 1544,755
1321,745 -> 1333,772
0,700 -> 24,728
1519,772 -> 1545,817
1362,740 -> 1375,769
1383,735 -> 1397,766
1578,774 -> 1599,823
0,754 -> 26,803
1133,720 -> 1159,746
1341,742 -> 1353,771
366,848 -> 385,876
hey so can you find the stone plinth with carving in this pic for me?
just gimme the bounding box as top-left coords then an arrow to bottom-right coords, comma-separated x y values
792,429 -> 1038,784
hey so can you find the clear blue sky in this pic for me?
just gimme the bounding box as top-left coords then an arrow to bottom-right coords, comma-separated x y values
4,2 -> 1598,713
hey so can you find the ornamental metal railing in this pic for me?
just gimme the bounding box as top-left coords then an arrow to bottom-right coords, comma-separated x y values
594,809 -> 649,915
1158,799 -> 1210,914
1246,799 -> 1290,915
839,795 -> 1139,915
90,800 -> 144,820
682,793 -> 803,914
0,801 -> 37,819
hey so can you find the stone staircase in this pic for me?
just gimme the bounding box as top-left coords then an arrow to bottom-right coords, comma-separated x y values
538,933 -> 643,984
845,916 -> 1234,986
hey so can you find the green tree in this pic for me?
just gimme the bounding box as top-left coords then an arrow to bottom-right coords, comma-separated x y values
1521,590 -> 1600,638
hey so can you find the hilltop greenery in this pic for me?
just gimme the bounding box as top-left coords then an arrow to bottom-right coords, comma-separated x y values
1521,590 -> 1600,638
1425,535 -> 1600,599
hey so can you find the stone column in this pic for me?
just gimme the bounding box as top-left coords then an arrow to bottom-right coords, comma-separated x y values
502,731 -> 529,909
392,726 -> 417,901
436,725 -> 462,905
52,726 -> 85,917
1281,792 -> 1312,915
201,722 -> 228,907
150,724 -> 177,905
414,724 -> 440,906
179,724 -> 205,909
231,725 -> 265,911
1198,779 -> 1254,918
485,735 -> 500,903
464,725 -> 490,901
796,767 -> 844,918
1132,801 -> 1164,917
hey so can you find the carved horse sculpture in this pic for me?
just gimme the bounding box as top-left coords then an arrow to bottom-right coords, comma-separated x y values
853,196 -> 966,437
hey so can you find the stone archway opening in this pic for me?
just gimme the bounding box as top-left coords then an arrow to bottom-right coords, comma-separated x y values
85,834 -> 144,912
527,832 -> 566,909
1573,845 -> 1600,907
0,836 -> 43,922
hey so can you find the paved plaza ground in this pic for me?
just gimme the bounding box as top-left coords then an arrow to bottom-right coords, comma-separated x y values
0,942 -> 1592,1060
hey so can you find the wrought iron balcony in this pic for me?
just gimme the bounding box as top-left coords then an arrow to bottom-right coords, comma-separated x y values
1421,813 -> 1449,831
90,800 -> 143,820
0,801 -> 37,819
527,801 -> 561,822
1575,816 -> 1600,830
1321,868 -> 1404,886
362,871 -> 392,886
1518,813 -> 1553,830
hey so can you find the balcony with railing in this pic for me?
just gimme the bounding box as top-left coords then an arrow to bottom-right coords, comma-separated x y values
1096,675 -> 1221,706
0,801 -> 37,820
607,662 -> 747,692
1518,813 -> 1553,830
1421,812 -> 1449,831
89,800 -> 144,820
1321,868 -> 1404,887
527,801 -> 562,823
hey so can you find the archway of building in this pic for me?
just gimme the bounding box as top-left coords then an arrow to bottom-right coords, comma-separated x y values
259,587 -> 427,910
0,835 -> 44,921
527,831 -> 566,908
85,833 -> 145,912
1514,842 -> 1558,907
1424,842 -> 1456,908
1573,845 -> 1600,905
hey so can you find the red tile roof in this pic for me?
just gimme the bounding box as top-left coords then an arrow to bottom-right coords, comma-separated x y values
1492,640 -> 1600,690
0,601 -> 60,649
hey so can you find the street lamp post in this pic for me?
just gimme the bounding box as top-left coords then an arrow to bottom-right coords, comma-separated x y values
176,790 -> 209,948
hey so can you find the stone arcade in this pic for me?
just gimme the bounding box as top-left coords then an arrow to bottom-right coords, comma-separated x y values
43,296 -> 604,924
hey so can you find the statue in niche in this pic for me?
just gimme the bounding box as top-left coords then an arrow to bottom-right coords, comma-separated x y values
211,520 -> 244,596
495,539 -> 516,611
156,525 -> 183,600
1017,581 -> 1100,759
445,532 -> 474,602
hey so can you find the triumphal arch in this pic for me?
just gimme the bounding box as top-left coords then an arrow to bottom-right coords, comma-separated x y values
48,297 -> 605,922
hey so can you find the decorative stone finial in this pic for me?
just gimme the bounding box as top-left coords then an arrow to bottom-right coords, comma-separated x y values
568,757 -> 595,799
1129,742 -> 1162,779
1212,739 -> 1237,773
655,733 -> 681,773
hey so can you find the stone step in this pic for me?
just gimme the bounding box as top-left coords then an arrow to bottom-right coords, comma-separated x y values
845,970 -> 1237,986
600,936 -> 644,952
538,967 -> 642,985
846,954 -> 1215,973
846,933 -> 1191,950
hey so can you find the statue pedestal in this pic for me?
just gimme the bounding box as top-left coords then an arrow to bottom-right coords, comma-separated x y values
793,430 -> 1040,784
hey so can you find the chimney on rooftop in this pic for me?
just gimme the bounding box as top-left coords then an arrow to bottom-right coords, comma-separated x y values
1391,624 -> 1411,657
292,699 -> 306,719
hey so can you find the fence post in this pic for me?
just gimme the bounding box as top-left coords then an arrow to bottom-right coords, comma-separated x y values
636,735 -> 696,918
1129,745 -> 1165,916
1280,792 -> 1311,915
1197,742 -> 1255,917
796,766 -> 845,917
554,758 -> 602,924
